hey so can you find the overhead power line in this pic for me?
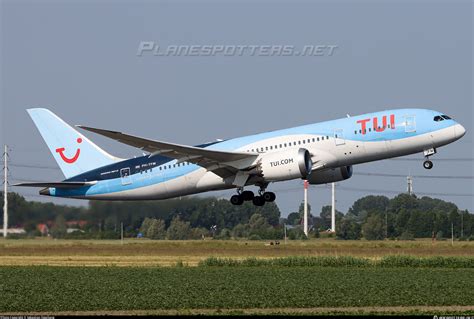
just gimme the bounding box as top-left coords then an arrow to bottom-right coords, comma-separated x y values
10,163 -> 58,170
270,184 -> 474,197
337,186 -> 474,197
354,172 -> 474,179
389,157 -> 474,162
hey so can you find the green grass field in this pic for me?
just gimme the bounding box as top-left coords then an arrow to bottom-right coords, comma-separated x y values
1,239 -> 473,315
1,265 -> 473,315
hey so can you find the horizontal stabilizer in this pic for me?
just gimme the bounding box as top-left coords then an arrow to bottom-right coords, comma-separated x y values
13,181 -> 96,188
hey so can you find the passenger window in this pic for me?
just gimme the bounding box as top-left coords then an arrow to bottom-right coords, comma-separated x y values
265,147 -> 268,151
293,142 -> 296,146
280,144 -> 282,148
369,128 -> 371,132
312,138 -> 315,142
284,143 -> 287,147
326,136 -> 329,139
354,130 -> 357,134
270,146 -> 273,150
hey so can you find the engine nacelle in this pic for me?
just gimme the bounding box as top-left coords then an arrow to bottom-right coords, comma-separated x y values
307,165 -> 353,184
258,148 -> 312,182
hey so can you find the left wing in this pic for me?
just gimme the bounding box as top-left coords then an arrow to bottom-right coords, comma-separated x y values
77,125 -> 259,180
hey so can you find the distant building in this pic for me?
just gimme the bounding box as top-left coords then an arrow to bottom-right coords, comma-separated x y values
65,220 -> 88,228
66,228 -> 84,234
0,228 -> 26,235
37,223 -> 49,235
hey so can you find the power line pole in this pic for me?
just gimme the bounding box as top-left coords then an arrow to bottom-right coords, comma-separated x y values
121,222 -> 124,244
451,222 -> 454,247
3,145 -> 8,238
407,175 -> 413,195
331,182 -> 336,233
303,180 -> 308,237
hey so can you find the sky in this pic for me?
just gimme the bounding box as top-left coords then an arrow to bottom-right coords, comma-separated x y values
1,0 -> 472,217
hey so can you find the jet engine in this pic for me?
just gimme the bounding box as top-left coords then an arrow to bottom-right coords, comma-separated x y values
257,148 -> 312,182
307,165 -> 353,184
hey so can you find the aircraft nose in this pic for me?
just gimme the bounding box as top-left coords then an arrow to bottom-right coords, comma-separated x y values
454,123 -> 466,139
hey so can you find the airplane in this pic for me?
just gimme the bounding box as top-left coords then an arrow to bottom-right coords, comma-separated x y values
15,108 -> 465,206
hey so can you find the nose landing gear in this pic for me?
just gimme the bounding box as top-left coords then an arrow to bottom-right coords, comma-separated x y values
422,148 -> 436,170
423,160 -> 433,170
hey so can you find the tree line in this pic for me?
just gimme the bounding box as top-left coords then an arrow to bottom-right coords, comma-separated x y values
1,191 -> 473,240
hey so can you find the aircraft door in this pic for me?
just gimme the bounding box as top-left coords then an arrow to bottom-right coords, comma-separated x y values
334,129 -> 345,146
120,167 -> 132,185
404,115 -> 416,133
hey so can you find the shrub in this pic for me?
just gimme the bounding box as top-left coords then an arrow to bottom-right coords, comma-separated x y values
399,231 -> 415,241
248,234 -> 262,241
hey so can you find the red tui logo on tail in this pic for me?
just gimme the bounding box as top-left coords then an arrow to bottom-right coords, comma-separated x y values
55,138 -> 82,164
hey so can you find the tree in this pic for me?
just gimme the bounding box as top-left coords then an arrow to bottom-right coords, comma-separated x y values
146,219 -> 166,239
232,223 -> 249,238
349,195 -> 389,216
362,214 -> 385,240
337,216 -> 361,240
287,212 -> 301,226
288,227 -> 307,240
139,217 -> 154,235
248,213 -> 271,238
319,205 -> 343,231
167,216 -> 191,240
50,214 -> 67,239
298,202 -> 312,216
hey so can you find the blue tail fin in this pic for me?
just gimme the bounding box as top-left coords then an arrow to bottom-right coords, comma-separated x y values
27,108 -> 120,179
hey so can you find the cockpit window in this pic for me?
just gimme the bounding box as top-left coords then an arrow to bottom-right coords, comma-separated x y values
441,115 -> 452,120
433,115 -> 443,122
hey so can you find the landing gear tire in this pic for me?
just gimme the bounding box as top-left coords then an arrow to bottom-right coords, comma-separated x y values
423,160 -> 433,170
252,196 -> 265,206
230,194 -> 244,205
241,190 -> 255,201
262,192 -> 276,202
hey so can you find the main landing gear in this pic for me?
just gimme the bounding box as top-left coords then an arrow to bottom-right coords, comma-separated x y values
230,186 -> 276,206
422,148 -> 436,170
